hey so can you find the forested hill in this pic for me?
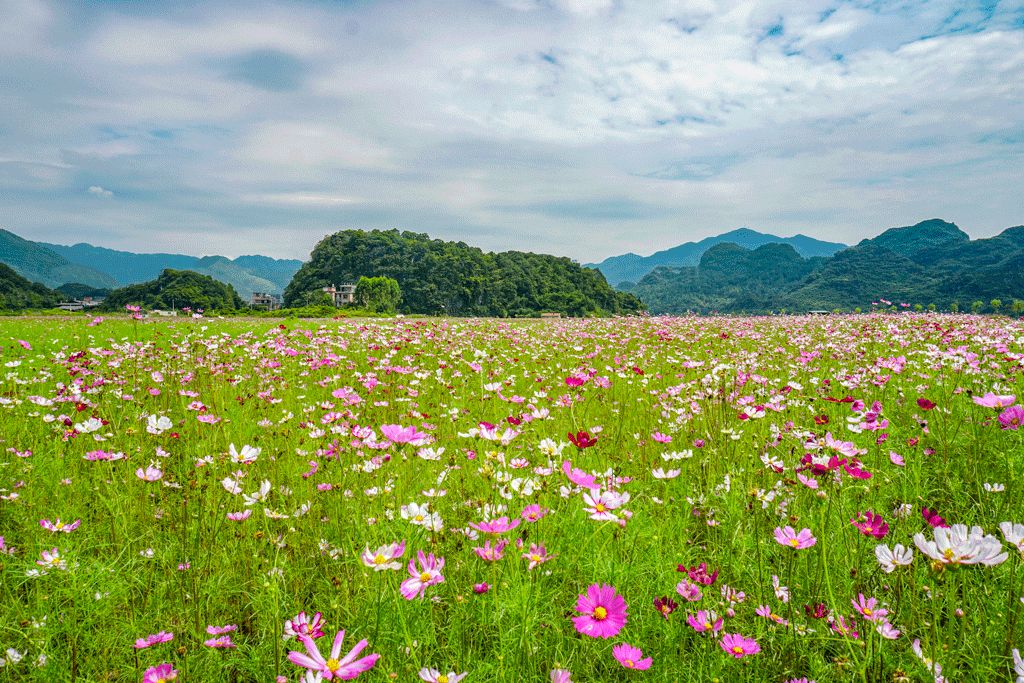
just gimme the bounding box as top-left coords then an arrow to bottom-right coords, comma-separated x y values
625,219 -> 1024,314
284,229 -> 642,317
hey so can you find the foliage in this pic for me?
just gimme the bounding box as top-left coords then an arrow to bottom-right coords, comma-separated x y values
0,262 -> 60,310
354,276 -> 402,313
284,229 -> 642,316
101,269 -> 244,311
55,282 -> 112,299
0,313 -> 1022,682
627,220 -> 1024,314
0,228 -> 118,289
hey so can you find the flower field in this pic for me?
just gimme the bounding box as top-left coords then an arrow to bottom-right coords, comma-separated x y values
1,313 -> 1024,682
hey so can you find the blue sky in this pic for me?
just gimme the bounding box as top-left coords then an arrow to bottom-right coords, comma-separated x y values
1,0 -> 1022,261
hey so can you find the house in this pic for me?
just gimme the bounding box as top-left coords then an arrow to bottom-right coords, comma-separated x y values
539,312 -> 562,319
56,296 -> 106,312
251,292 -> 282,310
323,284 -> 356,306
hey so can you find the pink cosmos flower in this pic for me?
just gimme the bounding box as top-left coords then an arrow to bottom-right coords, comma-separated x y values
284,612 -> 326,641
143,663 -> 178,682
774,526 -> 816,549
361,541 -> 405,571
473,539 -> 508,562
521,504 -> 549,522
468,516 -> 521,534
999,405 -> 1024,430
675,579 -> 702,602
572,583 -> 628,639
850,511 -> 889,539
613,643 -> 653,670
550,670 -> 573,683
136,464 -> 163,482
380,424 -> 429,445
206,624 -> 238,635
418,668 -> 468,682
651,431 -> 672,444
134,631 -> 174,649
287,630 -> 380,680
227,510 -> 252,521
204,636 -> 236,648
562,460 -> 599,489
973,392 -> 1015,408
755,605 -> 788,625
39,518 -> 81,533
400,551 -> 445,600
720,633 -> 760,658
686,610 -> 723,633
522,543 -> 552,570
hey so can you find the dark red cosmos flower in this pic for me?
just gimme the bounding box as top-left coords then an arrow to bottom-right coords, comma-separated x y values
653,596 -> 677,619
506,415 -> 523,426
677,562 -> 719,586
804,603 -> 830,619
568,430 -> 598,449
813,414 -> 830,425
917,398 -> 937,411
921,507 -> 949,528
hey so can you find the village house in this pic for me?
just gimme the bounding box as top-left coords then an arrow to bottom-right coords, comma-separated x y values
250,292 -> 282,311
323,284 -> 356,306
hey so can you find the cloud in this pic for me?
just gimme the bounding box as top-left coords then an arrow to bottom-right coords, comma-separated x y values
0,0 -> 1020,261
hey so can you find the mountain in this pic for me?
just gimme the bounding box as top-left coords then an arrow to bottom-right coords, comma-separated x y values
285,228 -> 642,316
101,269 -> 244,312
40,241 -> 301,296
627,219 -> 1024,314
0,262 -> 60,310
0,229 -> 119,289
586,228 -> 847,286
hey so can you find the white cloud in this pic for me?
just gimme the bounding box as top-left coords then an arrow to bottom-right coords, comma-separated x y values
87,185 -> 113,198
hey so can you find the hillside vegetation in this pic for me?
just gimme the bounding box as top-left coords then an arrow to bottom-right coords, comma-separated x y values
285,229 -> 642,317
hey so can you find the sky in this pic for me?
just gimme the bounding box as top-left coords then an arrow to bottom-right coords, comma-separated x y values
1,0 -> 1022,262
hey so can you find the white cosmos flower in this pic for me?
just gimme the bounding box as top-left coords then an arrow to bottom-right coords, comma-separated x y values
875,543 -> 914,573
999,522 -> 1024,552
229,443 -> 260,464
146,415 -> 173,435
243,480 -> 272,507
913,524 -> 1008,567
652,468 -> 681,479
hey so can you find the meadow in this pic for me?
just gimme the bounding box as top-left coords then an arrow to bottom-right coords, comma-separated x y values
1,312 -> 1023,682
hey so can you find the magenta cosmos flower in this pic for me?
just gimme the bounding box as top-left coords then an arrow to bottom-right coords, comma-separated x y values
572,583 -> 628,638
686,610 -> 723,633
143,663 -> 178,682
720,633 -> 760,658
284,611 -> 326,640
973,392 -> 1015,409
287,630 -> 380,680
468,516 -> 521,534
999,405 -> 1024,430
400,551 -> 445,600
134,631 -> 174,649
613,643 -> 653,670
774,526 -> 816,549
850,511 -> 889,539
380,424 -> 429,445
550,670 -> 572,683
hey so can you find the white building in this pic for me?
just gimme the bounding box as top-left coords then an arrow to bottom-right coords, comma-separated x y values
323,284 -> 356,306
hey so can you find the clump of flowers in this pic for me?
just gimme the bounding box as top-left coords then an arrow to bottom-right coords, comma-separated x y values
572,583 -> 627,639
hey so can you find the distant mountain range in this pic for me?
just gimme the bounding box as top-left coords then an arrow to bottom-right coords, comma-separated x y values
585,228 -> 847,286
624,219 -> 1024,314
0,228 -> 302,296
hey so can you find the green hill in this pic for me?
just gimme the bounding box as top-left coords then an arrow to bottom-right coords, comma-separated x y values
284,229 -> 642,317
626,219 -> 1024,314
0,262 -> 60,310
0,229 -> 118,289
101,269 -> 244,312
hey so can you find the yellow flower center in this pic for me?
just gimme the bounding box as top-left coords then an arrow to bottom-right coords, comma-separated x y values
593,606 -> 608,620
704,621 -> 712,629
439,676 -> 449,683
732,646 -> 744,654
55,521 -> 65,529
49,556 -> 61,565
595,503 -> 606,513
326,658 -> 341,672
943,548 -> 955,560
625,660 -> 634,668
863,608 -> 872,617
374,554 -> 387,565
420,571 -> 432,582
530,554 -> 541,562
788,538 -> 799,547
414,514 -> 424,521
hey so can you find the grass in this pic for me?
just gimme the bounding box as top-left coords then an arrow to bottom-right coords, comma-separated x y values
0,312 -> 1022,682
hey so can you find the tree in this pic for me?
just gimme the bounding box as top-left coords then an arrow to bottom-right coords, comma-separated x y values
1012,300 -> 1024,316
971,300 -> 984,314
950,301 -> 959,313
355,276 -> 402,313
990,298 -> 1002,314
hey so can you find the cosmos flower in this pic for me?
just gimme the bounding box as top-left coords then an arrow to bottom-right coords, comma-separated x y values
686,610 -> 723,633
287,630 -> 379,680
875,544 -> 914,572
468,516 -> 521,534
999,405 -> 1024,430
142,663 -> 178,682
400,551 -> 445,600
973,392 -> 1015,408
134,631 -> 174,649
39,518 -> 80,533
653,596 -> 677,619
550,670 -> 573,683
361,541 -> 406,571
284,612 -> 326,641
720,633 -> 760,658
582,489 -> 629,521
774,526 -> 816,549
418,669 -> 467,683
380,424 -> 429,445
522,543 -> 552,570
229,443 -> 261,464
913,524 -> 1008,567
850,511 -> 889,539
613,643 -> 652,670
572,583 -> 628,639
